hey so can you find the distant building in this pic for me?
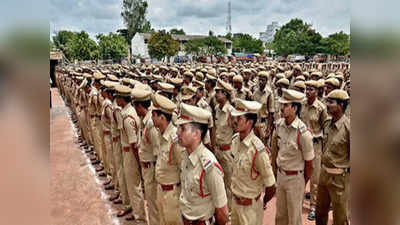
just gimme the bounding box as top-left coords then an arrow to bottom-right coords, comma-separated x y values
259,21 -> 280,44
131,33 -> 233,60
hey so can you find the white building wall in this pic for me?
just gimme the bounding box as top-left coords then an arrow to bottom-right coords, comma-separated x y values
131,34 -> 150,58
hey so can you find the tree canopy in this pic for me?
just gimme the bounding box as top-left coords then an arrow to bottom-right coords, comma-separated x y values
65,31 -> 99,61
184,36 -> 227,56
147,30 -> 180,61
230,33 -> 264,54
320,31 -> 350,56
96,33 -> 129,62
169,28 -> 185,35
121,0 -> 152,44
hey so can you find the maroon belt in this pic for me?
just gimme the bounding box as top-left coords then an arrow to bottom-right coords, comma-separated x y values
123,146 -> 130,152
141,161 -> 155,169
279,167 -> 303,176
112,136 -> 119,142
103,130 -> 111,135
160,183 -> 180,191
219,144 -> 231,151
233,194 -> 261,206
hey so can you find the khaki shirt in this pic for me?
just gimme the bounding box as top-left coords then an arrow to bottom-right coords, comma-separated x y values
231,131 -> 276,198
101,98 -> 113,131
322,115 -> 350,169
205,89 -> 216,107
88,87 -> 98,116
111,99 -> 122,137
139,110 -> 159,162
155,122 -> 183,185
273,117 -> 314,171
252,85 -> 275,125
180,143 -> 227,221
300,99 -> 329,138
233,87 -> 251,100
120,103 -> 140,148
214,102 -> 234,146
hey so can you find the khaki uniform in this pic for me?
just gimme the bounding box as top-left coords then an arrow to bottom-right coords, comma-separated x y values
88,87 -> 103,161
120,103 -> 146,222
272,117 -> 314,225
300,99 -> 329,207
233,87 -> 252,100
252,85 -> 275,145
139,110 -> 160,225
214,102 -> 234,210
196,98 -> 213,145
155,122 -> 184,225
316,115 -> 350,225
180,143 -> 227,222
101,98 -> 113,176
112,101 -> 130,206
231,131 -> 276,225
205,89 -> 217,109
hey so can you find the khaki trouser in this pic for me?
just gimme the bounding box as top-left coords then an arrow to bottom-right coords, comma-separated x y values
316,168 -> 350,225
215,146 -> 234,211
310,139 -> 322,208
275,169 -> 305,225
157,183 -> 183,225
90,118 -> 102,159
103,131 -> 113,176
231,195 -> 264,225
141,162 -> 159,225
114,137 -> 129,206
78,109 -> 90,144
123,148 -> 146,222
96,119 -> 105,163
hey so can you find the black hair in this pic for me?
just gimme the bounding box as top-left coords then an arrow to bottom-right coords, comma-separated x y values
190,122 -> 208,140
153,110 -> 172,122
336,99 -> 349,112
291,102 -> 302,116
134,100 -> 151,109
121,95 -> 131,103
161,92 -> 173,99
206,79 -> 216,88
245,113 -> 258,128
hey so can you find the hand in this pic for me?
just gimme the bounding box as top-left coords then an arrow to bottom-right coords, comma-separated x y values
263,185 -> 276,210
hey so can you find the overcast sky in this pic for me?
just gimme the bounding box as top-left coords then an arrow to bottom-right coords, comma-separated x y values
50,0 -> 350,40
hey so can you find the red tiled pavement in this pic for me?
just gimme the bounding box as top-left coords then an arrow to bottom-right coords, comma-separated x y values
50,88 -> 332,225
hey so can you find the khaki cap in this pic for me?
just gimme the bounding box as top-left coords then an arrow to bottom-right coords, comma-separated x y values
294,64 -> 302,70
122,77 -> 131,84
215,79 -> 233,93
158,82 -> 175,93
231,98 -> 262,116
335,73 -> 344,80
182,86 -> 197,95
276,78 -> 290,86
93,72 -> 106,80
131,87 -> 152,101
228,72 -> 236,77
295,75 -> 305,81
176,103 -> 212,125
303,71 -> 310,77
195,72 -> 204,80
276,73 -> 285,79
207,68 -> 217,76
293,80 -> 306,89
107,74 -> 119,81
219,67 -> 228,72
76,76 -> 83,80
305,80 -> 319,88
311,71 -> 323,78
278,89 -> 305,103
151,93 -> 177,114
258,71 -> 269,78
181,93 -> 195,101
83,73 -> 92,78
193,80 -> 205,88
206,73 -> 217,81
201,68 -> 208,73
326,89 -> 349,100
115,84 -> 132,97
171,67 -> 179,72
326,73 -> 336,79
233,75 -> 243,83
169,78 -> 183,86
325,78 -> 340,87
152,74 -> 163,81
317,79 -> 325,88
242,69 -> 251,73
184,71 -> 194,77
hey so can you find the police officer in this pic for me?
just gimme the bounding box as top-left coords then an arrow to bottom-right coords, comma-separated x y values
151,93 -> 184,225
301,80 -> 330,220
176,103 -> 230,225
230,99 -> 276,225
271,89 -> 314,225
316,90 -> 350,225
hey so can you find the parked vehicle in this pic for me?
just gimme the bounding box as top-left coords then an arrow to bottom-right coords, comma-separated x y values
313,54 -> 327,63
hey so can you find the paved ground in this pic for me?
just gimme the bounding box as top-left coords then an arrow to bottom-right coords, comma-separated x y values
50,88 -> 332,225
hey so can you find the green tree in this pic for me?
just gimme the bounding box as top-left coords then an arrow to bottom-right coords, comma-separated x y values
50,40 -> 56,51
170,28 -> 185,35
230,33 -> 264,53
65,31 -> 98,61
321,31 -> 350,56
272,18 -> 322,56
96,33 -> 129,62
147,30 -> 180,61
52,30 -> 76,59
202,36 -> 227,56
121,0 -> 152,44
184,39 -> 204,56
